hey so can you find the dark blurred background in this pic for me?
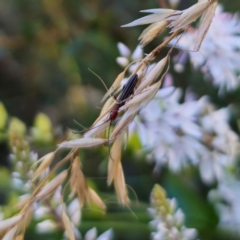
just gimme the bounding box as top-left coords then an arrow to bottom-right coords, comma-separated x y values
0,0 -> 240,239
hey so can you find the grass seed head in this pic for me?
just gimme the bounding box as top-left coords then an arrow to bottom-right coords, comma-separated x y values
193,0 -> 218,51
0,215 -> 23,233
69,156 -> 87,207
108,135 -> 123,185
136,56 -> 169,94
35,170 -> 68,201
86,188 -> 106,211
110,106 -> 138,139
2,226 -> 18,240
139,21 -> 168,47
31,152 -> 55,181
59,138 -> 107,149
113,162 -> 130,205
16,207 -> 33,237
169,1 -> 211,32
121,9 -> 175,27
84,118 -> 110,138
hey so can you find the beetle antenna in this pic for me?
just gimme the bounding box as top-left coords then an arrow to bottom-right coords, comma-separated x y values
88,68 -> 109,93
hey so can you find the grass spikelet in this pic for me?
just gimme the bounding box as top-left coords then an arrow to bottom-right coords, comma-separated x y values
121,9 -> 175,27
62,204 -> 75,240
31,152 -> 55,168
111,106 -> 138,139
169,1 -> 211,32
108,134 -> 123,185
125,67 -> 169,111
139,21 -> 168,47
69,156 -> 87,207
0,215 -> 23,232
114,162 -> 130,205
17,195 -> 31,210
193,0 -> 218,51
84,117 -> 110,138
134,62 -> 147,80
136,56 -> 169,94
86,188 -> 106,211
120,84 -> 157,111
2,226 -> 18,240
31,152 -> 55,181
35,170 -> 68,201
18,204 -> 34,231
96,97 -> 115,124
58,138 -> 107,149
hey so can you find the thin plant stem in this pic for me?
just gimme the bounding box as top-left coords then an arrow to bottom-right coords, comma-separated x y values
147,30 -> 181,61
45,198 -> 65,229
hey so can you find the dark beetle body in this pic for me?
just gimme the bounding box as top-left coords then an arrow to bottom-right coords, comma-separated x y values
109,74 -> 138,121
72,74 -> 138,136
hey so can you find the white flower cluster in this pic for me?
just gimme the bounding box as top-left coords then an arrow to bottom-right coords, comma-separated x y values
174,5 -> 240,94
116,42 -> 143,70
136,88 -> 238,184
149,184 -> 197,240
116,41 -> 240,235
11,150 -> 38,190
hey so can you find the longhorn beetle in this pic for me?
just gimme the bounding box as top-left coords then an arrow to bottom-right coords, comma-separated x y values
73,74 -> 138,135
107,73 -> 138,160
109,73 -> 138,122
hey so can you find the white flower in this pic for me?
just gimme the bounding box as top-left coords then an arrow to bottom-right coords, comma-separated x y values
209,175 -> 240,234
52,186 -> 63,204
96,229 -> 114,240
199,151 -> 229,184
174,209 -> 185,226
36,219 -> 57,233
29,151 -> 38,163
12,177 -> 24,188
117,42 -> 131,57
181,227 -> 198,240
63,224 -> 81,240
68,198 -> 81,225
34,205 -> 49,220
198,106 -> 239,184
116,42 -> 143,72
84,227 -> 97,240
